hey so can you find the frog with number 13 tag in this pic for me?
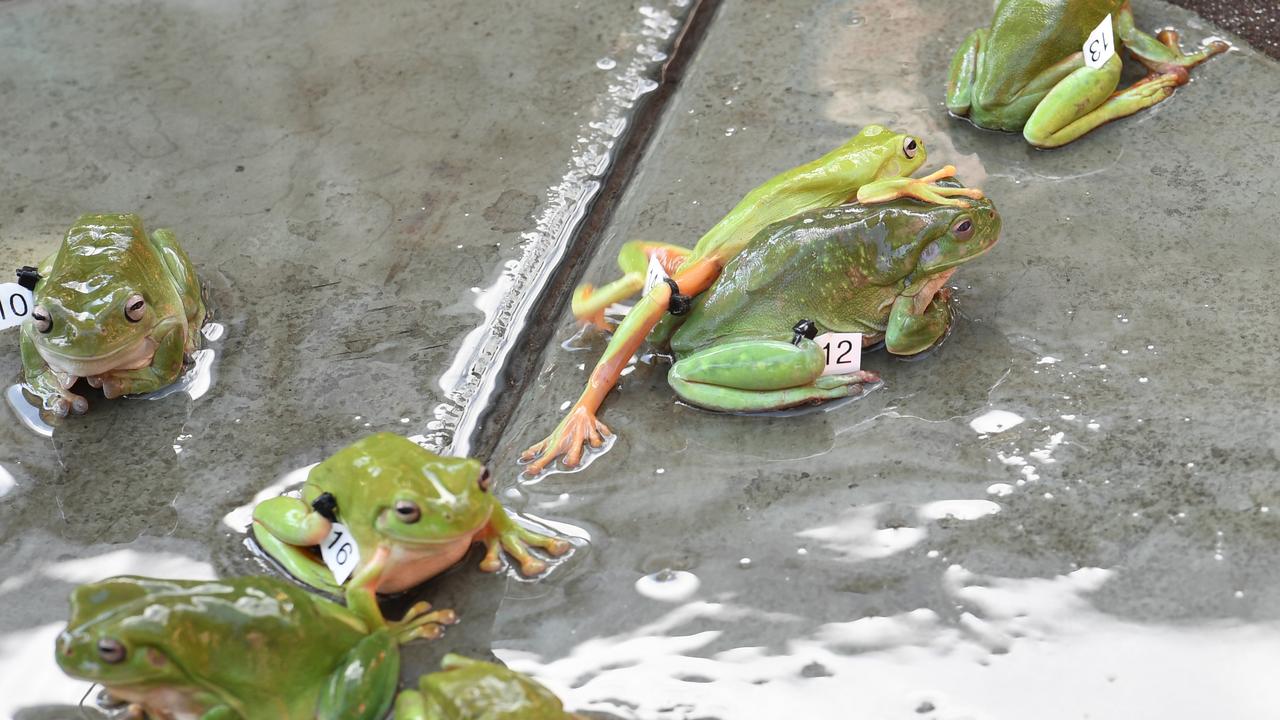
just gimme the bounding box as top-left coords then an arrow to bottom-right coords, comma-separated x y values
252,433 -> 571,631
946,0 -> 1229,148
663,182 -> 1000,413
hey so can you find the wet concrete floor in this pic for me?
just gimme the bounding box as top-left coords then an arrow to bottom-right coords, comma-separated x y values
1,0 -> 1277,718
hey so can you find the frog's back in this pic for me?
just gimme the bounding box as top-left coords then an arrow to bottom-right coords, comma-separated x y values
976,0 -> 1119,112
671,205 -> 896,355
46,213 -> 161,284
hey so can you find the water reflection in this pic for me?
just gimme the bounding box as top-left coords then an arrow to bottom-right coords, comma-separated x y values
498,568 -> 1279,719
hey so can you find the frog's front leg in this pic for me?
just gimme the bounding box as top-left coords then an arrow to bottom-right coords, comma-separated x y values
856,166 -> 984,207
669,338 -> 878,413
946,28 -> 985,117
319,630 -> 401,720
251,495 -> 344,595
91,324 -> 186,398
345,546 -> 457,642
20,326 -> 87,416
478,509 -> 572,576
572,240 -> 690,331
885,290 -> 952,356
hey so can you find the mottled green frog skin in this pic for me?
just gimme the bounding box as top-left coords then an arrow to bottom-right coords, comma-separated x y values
394,654 -> 579,720
948,0 -> 1228,147
55,576 -> 400,720
252,433 -> 568,631
20,213 -> 206,416
666,187 -> 1000,412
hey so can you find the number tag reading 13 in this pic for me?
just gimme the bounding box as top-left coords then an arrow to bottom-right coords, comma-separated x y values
1083,14 -> 1115,69
0,282 -> 35,331
320,521 -> 360,585
816,332 -> 862,376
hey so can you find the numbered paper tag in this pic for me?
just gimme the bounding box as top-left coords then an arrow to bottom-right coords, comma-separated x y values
0,282 -> 35,331
319,522 -> 360,585
1083,14 -> 1115,69
816,332 -> 862,376
643,254 -> 669,297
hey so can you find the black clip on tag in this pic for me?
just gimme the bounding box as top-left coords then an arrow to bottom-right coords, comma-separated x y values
311,492 -> 339,522
663,277 -> 691,316
16,266 -> 40,291
791,319 -> 817,346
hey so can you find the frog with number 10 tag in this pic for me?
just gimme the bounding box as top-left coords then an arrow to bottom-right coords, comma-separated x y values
663,182 -> 1000,413
20,213 -> 207,416
252,433 -> 571,630
946,0 -> 1228,148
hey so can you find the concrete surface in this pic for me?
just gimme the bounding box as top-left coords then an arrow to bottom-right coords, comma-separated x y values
486,1 -> 1280,718
1,0 -> 1278,718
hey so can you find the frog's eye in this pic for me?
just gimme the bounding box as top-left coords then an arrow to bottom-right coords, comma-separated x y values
952,217 -> 975,241
393,500 -> 422,524
902,137 -> 919,159
31,306 -> 52,334
97,638 -> 127,664
478,467 -> 492,493
124,294 -> 146,323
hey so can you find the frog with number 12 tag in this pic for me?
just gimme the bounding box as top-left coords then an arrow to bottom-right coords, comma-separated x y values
946,0 -> 1229,147
662,182 -> 1000,413
253,433 -> 571,631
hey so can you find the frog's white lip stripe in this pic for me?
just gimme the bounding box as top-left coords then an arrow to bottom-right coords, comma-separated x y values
37,337 -> 159,379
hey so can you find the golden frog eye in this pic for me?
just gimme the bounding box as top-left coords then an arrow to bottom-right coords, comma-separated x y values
393,500 -> 422,524
31,305 -> 52,333
952,217 -> 975,241
97,637 -> 127,664
477,467 -> 492,493
902,137 -> 919,159
125,294 -> 146,322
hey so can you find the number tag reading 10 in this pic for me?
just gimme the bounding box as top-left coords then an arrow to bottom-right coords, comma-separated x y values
643,254 -> 669,297
1083,14 -> 1115,69
320,521 -> 360,585
816,332 -> 862,376
0,282 -> 35,331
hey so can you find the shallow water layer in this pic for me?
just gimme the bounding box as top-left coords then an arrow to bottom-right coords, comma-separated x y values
486,1 -> 1280,718
1,0 -> 1278,718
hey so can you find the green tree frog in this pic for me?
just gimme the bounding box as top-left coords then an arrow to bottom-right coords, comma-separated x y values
394,654 -> 580,720
252,433 -> 570,631
666,185 -> 1000,412
20,213 -> 207,416
947,0 -> 1228,147
523,126 -> 985,473
55,575 -> 431,719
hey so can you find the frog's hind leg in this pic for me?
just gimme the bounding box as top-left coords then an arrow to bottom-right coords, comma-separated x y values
946,28 -> 986,117
318,631 -> 401,720
572,240 -> 690,330
251,497 -> 343,595
1117,1 -> 1229,76
669,338 -> 878,413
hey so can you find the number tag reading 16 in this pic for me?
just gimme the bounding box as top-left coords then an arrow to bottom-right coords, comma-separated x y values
0,282 -> 35,331
816,332 -> 862,375
1083,13 -> 1115,69
320,521 -> 361,585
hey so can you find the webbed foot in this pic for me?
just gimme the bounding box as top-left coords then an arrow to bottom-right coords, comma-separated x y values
479,513 -> 572,576
391,601 -> 458,644
520,405 -> 612,474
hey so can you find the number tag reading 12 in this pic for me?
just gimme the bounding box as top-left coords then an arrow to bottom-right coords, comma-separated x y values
0,282 -> 35,331
1083,14 -> 1115,69
320,522 -> 360,585
817,332 -> 862,376
643,254 -> 669,297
